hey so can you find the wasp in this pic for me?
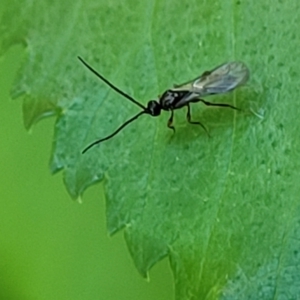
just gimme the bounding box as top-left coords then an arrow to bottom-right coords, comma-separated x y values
78,57 -> 249,153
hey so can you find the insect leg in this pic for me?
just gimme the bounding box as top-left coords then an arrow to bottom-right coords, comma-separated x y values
167,110 -> 175,133
198,99 -> 240,110
186,104 -> 210,136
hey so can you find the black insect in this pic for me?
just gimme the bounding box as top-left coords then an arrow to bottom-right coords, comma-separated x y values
78,57 -> 249,153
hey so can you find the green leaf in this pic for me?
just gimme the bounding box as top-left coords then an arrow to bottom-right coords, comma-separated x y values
2,0 -> 300,299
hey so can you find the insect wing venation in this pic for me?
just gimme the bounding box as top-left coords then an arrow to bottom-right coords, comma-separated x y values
193,61 -> 249,96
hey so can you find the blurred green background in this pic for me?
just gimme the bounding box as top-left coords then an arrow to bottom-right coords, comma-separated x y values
0,47 -> 173,299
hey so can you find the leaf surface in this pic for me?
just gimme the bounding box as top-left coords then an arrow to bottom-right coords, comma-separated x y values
2,0 -> 300,298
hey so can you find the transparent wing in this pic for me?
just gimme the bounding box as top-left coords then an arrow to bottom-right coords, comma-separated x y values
193,61 -> 249,95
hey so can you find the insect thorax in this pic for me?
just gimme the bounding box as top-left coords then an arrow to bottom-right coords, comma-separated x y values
159,90 -> 191,110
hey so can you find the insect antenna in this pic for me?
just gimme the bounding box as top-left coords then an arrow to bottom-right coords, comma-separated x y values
82,111 -> 147,154
78,56 -> 146,110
